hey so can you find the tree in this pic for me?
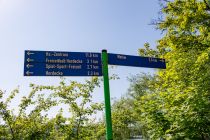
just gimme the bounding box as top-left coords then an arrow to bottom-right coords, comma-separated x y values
0,77 -> 104,140
134,0 -> 210,139
111,97 -> 136,140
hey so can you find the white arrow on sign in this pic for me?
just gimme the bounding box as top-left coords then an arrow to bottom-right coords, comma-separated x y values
27,51 -> 35,56
27,58 -> 34,63
26,71 -> 34,76
26,64 -> 33,68
159,59 -> 165,62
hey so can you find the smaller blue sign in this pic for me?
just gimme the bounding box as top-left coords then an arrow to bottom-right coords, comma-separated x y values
108,53 -> 166,69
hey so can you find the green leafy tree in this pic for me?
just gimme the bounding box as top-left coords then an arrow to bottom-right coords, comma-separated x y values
134,0 -> 210,139
111,97 -> 135,140
0,77 -> 104,140
128,73 -> 165,140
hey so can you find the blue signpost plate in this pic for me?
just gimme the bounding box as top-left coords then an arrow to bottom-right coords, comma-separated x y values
24,50 -> 102,76
24,50 -> 166,76
108,53 -> 166,69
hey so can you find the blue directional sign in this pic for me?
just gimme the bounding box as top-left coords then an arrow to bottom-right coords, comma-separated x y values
24,50 -> 102,76
108,53 -> 166,69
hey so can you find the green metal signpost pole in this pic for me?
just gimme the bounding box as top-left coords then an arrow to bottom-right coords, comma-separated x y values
102,50 -> 113,140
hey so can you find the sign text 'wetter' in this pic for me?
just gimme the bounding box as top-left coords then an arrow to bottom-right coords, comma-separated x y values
108,53 -> 166,69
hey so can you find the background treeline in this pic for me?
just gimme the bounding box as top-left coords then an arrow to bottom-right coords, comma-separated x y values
1,0 -> 210,139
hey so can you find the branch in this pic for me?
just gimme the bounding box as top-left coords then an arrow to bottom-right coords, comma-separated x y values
2,110 -> 15,140
204,0 -> 210,10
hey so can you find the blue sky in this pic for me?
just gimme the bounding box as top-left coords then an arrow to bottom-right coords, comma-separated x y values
0,0 -> 162,117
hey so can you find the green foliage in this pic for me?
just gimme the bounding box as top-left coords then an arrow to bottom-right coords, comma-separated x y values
112,98 -> 136,140
131,0 -> 210,139
1,1 -> 210,139
0,77 -> 103,140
